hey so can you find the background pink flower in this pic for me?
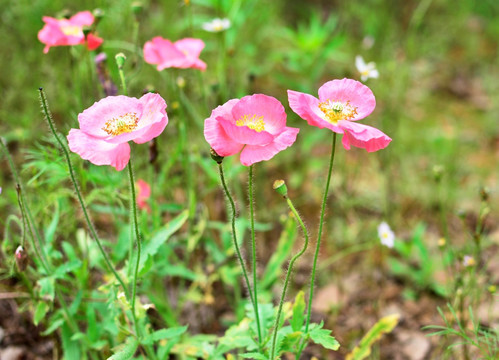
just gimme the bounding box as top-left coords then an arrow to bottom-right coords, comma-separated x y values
143,37 -> 207,71
38,11 -> 103,53
204,94 -> 299,166
67,93 -> 168,171
136,179 -> 151,212
288,78 -> 391,152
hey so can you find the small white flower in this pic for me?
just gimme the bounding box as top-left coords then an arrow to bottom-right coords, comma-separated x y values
202,18 -> 231,33
462,255 -> 475,267
378,222 -> 395,248
355,55 -> 379,82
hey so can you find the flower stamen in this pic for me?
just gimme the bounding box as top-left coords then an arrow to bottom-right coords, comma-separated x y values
102,112 -> 139,136
236,114 -> 265,132
318,100 -> 358,125
61,25 -> 82,36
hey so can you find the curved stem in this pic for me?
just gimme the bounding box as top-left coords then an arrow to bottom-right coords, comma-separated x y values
217,164 -> 259,338
270,195 -> 310,360
248,165 -> 262,344
127,157 -> 141,328
297,132 -> 337,358
38,89 -> 130,300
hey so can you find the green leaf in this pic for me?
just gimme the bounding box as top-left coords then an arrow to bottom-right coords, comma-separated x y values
141,325 -> 188,345
291,291 -> 305,332
108,337 -> 139,360
309,323 -> 340,351
53,259 -> 82,279
346,314 -> 400,360
34,301 -> 49,326
139,210 -> 188,271
38,277 -> 55,301
261,216 -> 297,290
61,322 -> 81,360
241,353 -> 268,360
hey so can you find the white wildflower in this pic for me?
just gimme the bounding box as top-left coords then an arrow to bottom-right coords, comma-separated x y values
378,222 -> 395,248
202,18 -> 231,32
355,55 -> 379,82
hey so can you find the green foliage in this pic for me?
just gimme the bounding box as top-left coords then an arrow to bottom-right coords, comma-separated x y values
424,304 -> 499,359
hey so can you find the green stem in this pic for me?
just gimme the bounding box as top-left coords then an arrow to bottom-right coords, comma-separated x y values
217,163 -> 259,340
297,133 -> 337,358
270,195 -> 310,360
248,165 -> 262,344
38,89 -> 130,300
128,158 -> 141,326
118,66 -> 128,96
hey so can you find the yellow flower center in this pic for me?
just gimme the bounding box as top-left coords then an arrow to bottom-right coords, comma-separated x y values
318,100 -> 358,125
236,114 -> 265,132
102,112 -> 139,136
61,25 -> 82,37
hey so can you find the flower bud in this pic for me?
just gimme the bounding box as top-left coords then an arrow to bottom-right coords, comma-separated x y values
479,186 -> 489,202
15,246 -> 28,271
93,8 -> 105,21
210,148 -> 224,164
131,2 -> 143,15
432,164 -> 444,182
273,179 -> 288,197
115,53 -> 126,69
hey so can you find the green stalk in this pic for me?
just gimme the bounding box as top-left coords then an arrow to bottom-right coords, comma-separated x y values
248,164 -> 262,344
296,133 -> 337,358
270,194 -> 310,360
38,89 -> 130,301
217,163 -> 260,341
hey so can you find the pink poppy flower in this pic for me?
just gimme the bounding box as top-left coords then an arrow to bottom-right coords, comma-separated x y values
288,78 -> 391,152
67,93 -> 168,171
143,37 -> 207,71
136,179 -> 151,212
204,94 -> 299,166
38,11 -> 103,53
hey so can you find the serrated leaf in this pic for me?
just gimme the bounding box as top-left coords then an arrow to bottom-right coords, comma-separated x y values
34,301 -> 49,326
309,324 -> 340,351
108,337 -> 139,360
346,314 -> 400,360
291,291 -> 305,332
139,210 -> 188,271
141,325 -> 188,345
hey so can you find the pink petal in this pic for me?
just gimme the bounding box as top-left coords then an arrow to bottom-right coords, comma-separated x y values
287,90 -> 344,133
174,38 -> 205,58
143,37 -> 189,70
204,118 -> 243,157
131,93 -> 169,144
239,126 -> 300,166
78,95 -> 143,139
137,179 -> 151,211
339,121 -> 391,152
231,94 -> 287,135
317,79 -> 376,121
218,118 -> 274,146
67,129 -> 130,171
69,11 -> 95,26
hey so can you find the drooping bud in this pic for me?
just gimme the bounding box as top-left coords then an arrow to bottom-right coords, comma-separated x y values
210,148 -> 224,164
115,53 -> 126,70
273,179 -> 288,197
15,246 -> 28,271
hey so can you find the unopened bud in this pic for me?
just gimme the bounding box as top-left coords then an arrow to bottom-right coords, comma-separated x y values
273,179 -> 288,197
83,27 -> 91,37
479,186 -> 489,202
432,165 -> 444,182
438,237 -> 446,247
115,53 -> 126,69
15,246 -> 28,271
93,8 -> 105,21
210,148 -> 224,164
176,76 -> 186,89
131,2 -> 143,15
